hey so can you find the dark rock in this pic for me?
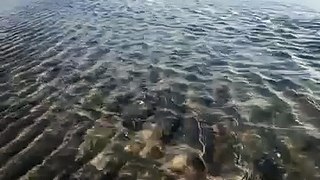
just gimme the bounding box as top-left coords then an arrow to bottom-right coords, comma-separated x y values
105,102 -> 121,113
253,155 -> 285,180
117,173 -> 136,180
187,153 -> 206,172
122,102 -> 153,120
214,85 -> 231,105
185,74 -> 201,82
153,89 -> 186,111
146,144 -> 165,159
249,106 -> 273,123
149,67 -> 161,83
115,92 -> 135,105
152,109 -> 182,144
121,100 -> 154,131
202,127 -> 215,164
181,116 -> 203,151
185,153 -> 207,180
122,119 -> 144,131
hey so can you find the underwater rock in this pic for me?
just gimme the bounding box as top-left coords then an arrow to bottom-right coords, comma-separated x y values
139,140 -> 165,159
147,144 -> 165,159
121,101 -> 154,131
249,103 -> 297,127
140,129 -> 154,140
214,85 -> 231,105
240,130 -> 262,157
249,106 -> 273,123
252,155 -> 285,180
122,119 -> 145,131
76,126 -> 116,164
125,124 -> 165,159
122,101 -> 153,120
185,153 -> 207,180
119,160 -> 174,180
168,154 -> 188,173
211,123 -> 239,175
139,124 -> 163,141
118,173 -> 137,180
124,141 -> 145,156
167,152 -> 207,180
151,109 -> 182,144
149,66 -> 161,83
283,137 -> 319,179
81,89 -> 104,110
115,92 -> 135,105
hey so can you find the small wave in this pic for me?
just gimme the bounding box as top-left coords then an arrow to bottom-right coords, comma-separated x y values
0,0 -> 319,179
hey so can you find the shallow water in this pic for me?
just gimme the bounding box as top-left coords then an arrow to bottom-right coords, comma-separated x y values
0,0 -> 320,179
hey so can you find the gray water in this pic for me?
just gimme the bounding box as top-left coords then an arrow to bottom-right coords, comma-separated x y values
0,0 -> 320,179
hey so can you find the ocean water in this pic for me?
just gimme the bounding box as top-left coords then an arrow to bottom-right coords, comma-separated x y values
0,0 -> 319,179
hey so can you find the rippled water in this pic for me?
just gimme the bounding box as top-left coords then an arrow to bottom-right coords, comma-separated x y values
0,0 -> 320,179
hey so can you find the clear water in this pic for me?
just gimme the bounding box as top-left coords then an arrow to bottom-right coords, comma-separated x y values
0,0 -> 319,179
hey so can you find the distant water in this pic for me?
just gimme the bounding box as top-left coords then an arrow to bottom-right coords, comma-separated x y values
282,0 -> 320,11
0,0 -> 36,12
0,0 -> 320,179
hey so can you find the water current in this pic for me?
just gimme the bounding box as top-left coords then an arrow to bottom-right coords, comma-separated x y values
0,0 -> 320,179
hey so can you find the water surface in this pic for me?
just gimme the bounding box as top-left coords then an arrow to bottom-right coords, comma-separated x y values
0,0 -> 320,179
